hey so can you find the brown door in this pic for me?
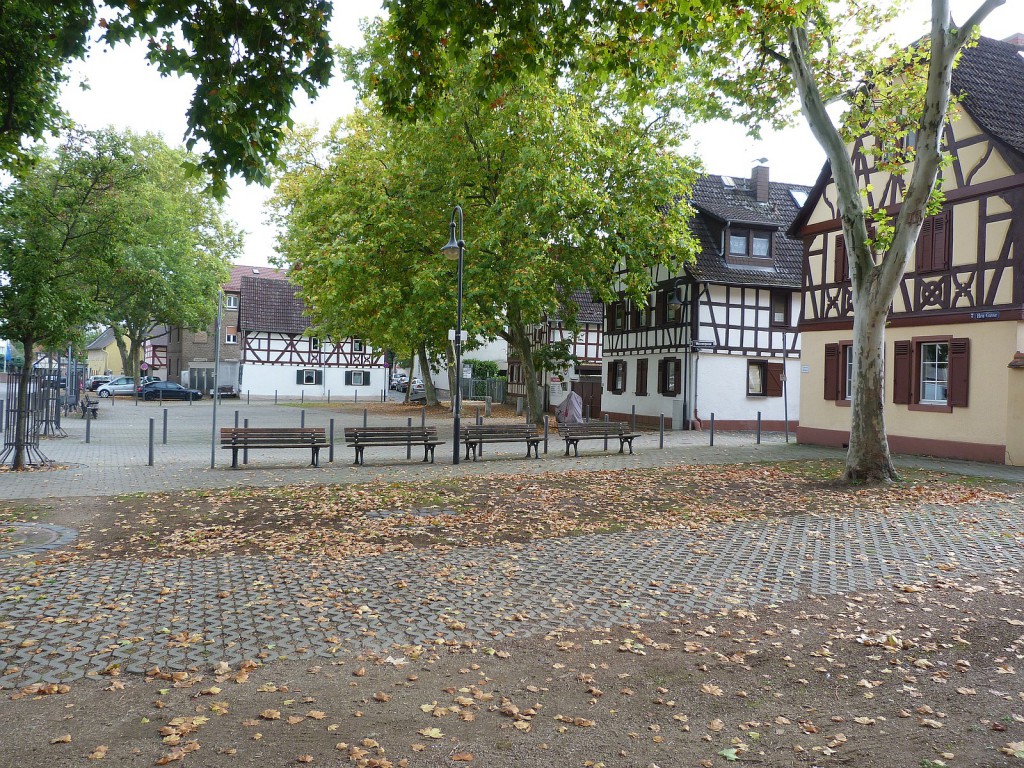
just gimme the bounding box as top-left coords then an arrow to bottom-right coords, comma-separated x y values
572,380 -> 603,420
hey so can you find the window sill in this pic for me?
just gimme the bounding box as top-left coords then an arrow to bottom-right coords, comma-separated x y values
908,402 -> 953,414
834,399 -> 851,408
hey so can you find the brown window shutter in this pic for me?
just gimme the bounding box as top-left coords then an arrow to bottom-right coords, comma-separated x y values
672,358 -> 682,395
932,209 -> 951,271
629,302 -> 640,330
915,217 -> 934,272
949,338 -> 970,407
636,359 -> 648,396
892,340 -> 912,404
823,343 -> 840,401
606,362 -> 616,392
834,235 -> 847,283
656,359 -> 665,394
656,293 -> 667,326
765,362 -> 784,397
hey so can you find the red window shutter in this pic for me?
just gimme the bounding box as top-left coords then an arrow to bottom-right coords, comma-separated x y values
892,340 -> 912,404
915,217 -> 935,272
766,362 -> 784,397
672,358 -> 682,395
834,235 -> 847,283
949,338 -> 970,407
823,343 -> 840,401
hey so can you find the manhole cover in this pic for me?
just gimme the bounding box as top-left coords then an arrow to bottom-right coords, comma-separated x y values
0,523 -> 77,559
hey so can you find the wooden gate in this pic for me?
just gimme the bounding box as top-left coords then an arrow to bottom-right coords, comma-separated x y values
571,379 -> 603,420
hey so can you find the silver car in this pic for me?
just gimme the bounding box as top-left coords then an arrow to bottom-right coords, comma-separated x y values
96,376 -> 137,397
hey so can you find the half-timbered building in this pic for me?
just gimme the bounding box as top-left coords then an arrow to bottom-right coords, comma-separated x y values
238,275 -> 385,396
602,168 -> 807,429
506,289 -> 604,414
794,34 -> 1024,464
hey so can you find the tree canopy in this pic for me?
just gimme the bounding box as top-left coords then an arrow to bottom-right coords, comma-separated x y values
274,37 -> 698,420
0,0 -> 334,192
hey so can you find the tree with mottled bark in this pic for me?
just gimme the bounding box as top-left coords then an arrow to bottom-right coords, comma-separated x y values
375,0 -> 1005,480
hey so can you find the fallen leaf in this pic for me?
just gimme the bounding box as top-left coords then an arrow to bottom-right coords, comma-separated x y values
88,745 -> 109,759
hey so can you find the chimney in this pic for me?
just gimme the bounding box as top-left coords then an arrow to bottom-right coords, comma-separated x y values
1002,33 -> 1024,50
751,165 -> 770,203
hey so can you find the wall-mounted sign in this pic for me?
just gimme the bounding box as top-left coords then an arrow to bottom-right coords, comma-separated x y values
691,340 -> 715,350
969,311 -> 999,320
801,365 -> 810,374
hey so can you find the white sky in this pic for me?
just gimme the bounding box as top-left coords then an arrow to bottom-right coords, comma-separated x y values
58,1 -> 1023,267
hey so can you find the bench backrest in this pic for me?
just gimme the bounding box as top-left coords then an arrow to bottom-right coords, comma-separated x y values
220,427 -> 326,443
461,424 -> 538,439
558,421 -> 630,436
344,426 -> 438,440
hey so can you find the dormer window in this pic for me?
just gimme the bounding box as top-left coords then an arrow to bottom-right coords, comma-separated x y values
726,226 -> 774,266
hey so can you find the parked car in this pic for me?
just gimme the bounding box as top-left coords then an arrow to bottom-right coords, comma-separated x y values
96,376 -> 137,397
41,375 -> 67,389
87,375 -> 112,391
390,373 -> 409,390
140,381 -> 203,401
398,377 -> 423,393
217,383 -> 240,398
134,376 -> 162,395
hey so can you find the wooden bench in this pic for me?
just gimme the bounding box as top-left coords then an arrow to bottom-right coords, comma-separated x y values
559,421 -> 639,457
220,427 -> 328,468
344,426 -> 444,466
80,398 -> 99,419
461,424 -> 542,461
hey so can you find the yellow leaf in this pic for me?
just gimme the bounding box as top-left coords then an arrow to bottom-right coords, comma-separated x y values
260,709 -> 281,720
417,728 -> 444,739
452,753 -> 474,762
700,683 -> 724,696
51,734 -> 72,744
88,745 -> 109,759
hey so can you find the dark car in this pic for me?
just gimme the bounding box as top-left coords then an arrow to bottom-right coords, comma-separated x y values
140,381 -> 202,401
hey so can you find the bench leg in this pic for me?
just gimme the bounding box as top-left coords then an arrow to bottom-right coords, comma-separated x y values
624,438 -> 634,455
231,448 -> 239,469
564,441 -> 571,457
353,447 -> 363,466
311,447 -> 320,467
464,443 -> 473,461
618,439 -> 625,454
426,445 -> 435,463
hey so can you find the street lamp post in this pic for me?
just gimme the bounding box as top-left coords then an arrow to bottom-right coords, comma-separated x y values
442,205 -> 465,465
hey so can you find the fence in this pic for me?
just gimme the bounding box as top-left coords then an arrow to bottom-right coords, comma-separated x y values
460,377 -> 507,403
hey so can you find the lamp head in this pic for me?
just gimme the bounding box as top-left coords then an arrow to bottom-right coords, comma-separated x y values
442,220 -> 460,260
667,285 -> 684,309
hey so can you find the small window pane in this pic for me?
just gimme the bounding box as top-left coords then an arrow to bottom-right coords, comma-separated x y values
919,342 -> 949,404
752,233 -> 770,257
353,370 -> 365,386
747,362 -> 764,395
729,232 -> 748,255
303,370 -> 316,385
844,346 -> 853,401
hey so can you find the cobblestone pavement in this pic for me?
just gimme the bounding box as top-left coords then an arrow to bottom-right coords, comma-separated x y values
2,398 -> 1023,689
2,496 -> 1023,689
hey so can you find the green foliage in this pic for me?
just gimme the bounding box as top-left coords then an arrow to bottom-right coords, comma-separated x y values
0,1 -> 333,193
0,0 -> 93,170
464,359 -> 499,380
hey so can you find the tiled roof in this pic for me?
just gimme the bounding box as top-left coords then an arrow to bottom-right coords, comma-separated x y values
239,275 -> 310,334
952,35 -> 1024,157
557,289 -> 604,325
686,174 -> 810,288
224,264 -> 289,293
86,327 -> 116,350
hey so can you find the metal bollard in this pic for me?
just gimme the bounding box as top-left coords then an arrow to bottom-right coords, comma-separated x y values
85,416 -> 91,443
476,407 -> 480,425
163,408 -> 169,445
407,417 -> 412,460
604,413 -> 609,451
544,415 -> 549,454
710,413 -> 715,446
363,408 -> 368,428
756,411 -> 762,444
301,390 -> 304,404
243,418 -> 249,464
301,409 -> 306,428
148,418 -> 154,466
0,398 -> 4,434
275,390 -> 278,404
329,418 -> 335,463
234,410 -> 239,429
354,389 -> 358,404
421,406 -> 426,428
247,390 -> 250,404
659,413 -> 664,449
485,396 -> 492,418
327,389 -> 331,404
631,405 -> 636,434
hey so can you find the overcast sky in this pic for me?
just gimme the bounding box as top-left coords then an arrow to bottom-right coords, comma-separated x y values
58,1 -> 1022,267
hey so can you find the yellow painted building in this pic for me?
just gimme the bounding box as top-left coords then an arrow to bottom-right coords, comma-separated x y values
794,35 -> 1024,464
86,327 -> 125,377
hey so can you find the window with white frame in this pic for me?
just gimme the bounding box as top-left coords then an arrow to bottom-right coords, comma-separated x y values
225,327 -> 238,344
224,294 -> 239,309
297,369 -> 323,385
345,370 -> 370,386
353,338 -> 364,352
919,342 -> 949,404
310,337 -> 320,351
